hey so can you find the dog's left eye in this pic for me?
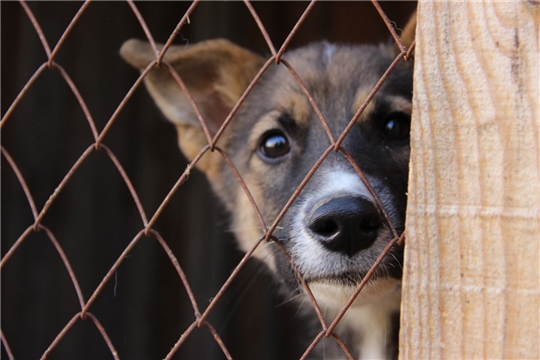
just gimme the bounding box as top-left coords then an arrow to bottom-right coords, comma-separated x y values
382,112 -> 411,141
259,131 -> 290,160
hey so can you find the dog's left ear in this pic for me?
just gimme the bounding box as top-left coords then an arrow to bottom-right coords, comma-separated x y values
120,39 -> 264,135
120,38 -> 265,176
401,10 -> 417,49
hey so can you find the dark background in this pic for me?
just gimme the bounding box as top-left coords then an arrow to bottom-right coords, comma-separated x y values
1,2 -> 416,359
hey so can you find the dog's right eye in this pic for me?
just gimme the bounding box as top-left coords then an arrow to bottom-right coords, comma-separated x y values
258,131 -> 290,160
382,112 -> 411,142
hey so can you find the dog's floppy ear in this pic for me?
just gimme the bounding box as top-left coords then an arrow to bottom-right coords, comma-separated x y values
120,39 -> 264,173
401,10 -> 416,49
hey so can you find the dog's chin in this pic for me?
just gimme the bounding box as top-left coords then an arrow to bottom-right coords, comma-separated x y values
308,277 -> 401,311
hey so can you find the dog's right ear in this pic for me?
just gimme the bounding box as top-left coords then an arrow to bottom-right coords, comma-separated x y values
120,39 -> 264,172
401,10 -> 416,49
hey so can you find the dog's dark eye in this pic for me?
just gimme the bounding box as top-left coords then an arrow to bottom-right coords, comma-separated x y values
259,131 -> 290,160
382,112 -> 411,141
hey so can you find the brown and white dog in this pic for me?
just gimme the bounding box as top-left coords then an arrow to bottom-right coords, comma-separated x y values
121,14 -> 415,359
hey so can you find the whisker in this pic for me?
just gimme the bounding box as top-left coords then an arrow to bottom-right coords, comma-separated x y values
226,225 -> 285,233
275,290 -> 304,308
224,226 -> 265,233
294,295 -> 308,318
386,252 -> 403,271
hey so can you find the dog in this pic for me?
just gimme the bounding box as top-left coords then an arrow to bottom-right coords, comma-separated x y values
121,13 -> 415,359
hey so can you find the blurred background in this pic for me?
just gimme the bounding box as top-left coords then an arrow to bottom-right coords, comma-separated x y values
1,2 -> 416,359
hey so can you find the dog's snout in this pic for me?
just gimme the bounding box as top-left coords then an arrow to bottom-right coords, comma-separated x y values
307,196 -> 382,257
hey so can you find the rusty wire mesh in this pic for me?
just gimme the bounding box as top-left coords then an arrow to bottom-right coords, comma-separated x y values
1,1 -> 415,359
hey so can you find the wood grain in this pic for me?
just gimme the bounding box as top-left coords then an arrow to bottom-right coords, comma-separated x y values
401,1 -> 539,359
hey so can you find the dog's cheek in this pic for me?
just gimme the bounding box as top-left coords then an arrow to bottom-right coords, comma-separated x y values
273,247 -> 298,287
230,174 -> 281,270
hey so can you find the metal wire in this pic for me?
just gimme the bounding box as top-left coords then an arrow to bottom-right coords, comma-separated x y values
1,1 -> 413,358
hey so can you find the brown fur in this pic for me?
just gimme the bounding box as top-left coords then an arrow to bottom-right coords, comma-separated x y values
121,13 -> 415,359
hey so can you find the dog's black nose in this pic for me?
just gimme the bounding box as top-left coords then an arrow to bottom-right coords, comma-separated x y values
306,196 -> 382,256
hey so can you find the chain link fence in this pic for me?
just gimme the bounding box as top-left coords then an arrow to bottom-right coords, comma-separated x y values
1,1 -> 416,358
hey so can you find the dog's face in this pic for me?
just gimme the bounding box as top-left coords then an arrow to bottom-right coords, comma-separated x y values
221,43 -> 412,311
121,22 -> 413,335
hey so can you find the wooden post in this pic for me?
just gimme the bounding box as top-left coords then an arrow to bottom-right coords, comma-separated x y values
401,1 -> 539,359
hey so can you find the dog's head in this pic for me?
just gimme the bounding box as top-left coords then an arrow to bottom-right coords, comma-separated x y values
121,18 -> 414,314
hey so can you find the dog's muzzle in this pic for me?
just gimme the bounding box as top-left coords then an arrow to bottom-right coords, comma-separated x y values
306,195 -> 382,257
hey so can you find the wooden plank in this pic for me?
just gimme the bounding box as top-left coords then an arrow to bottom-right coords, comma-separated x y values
401,1 -> 540,359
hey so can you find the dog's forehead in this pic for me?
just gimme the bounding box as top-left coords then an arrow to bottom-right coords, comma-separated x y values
251,43 -> 403,124
278,43 -> 394,93
229,42 -> 411,143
